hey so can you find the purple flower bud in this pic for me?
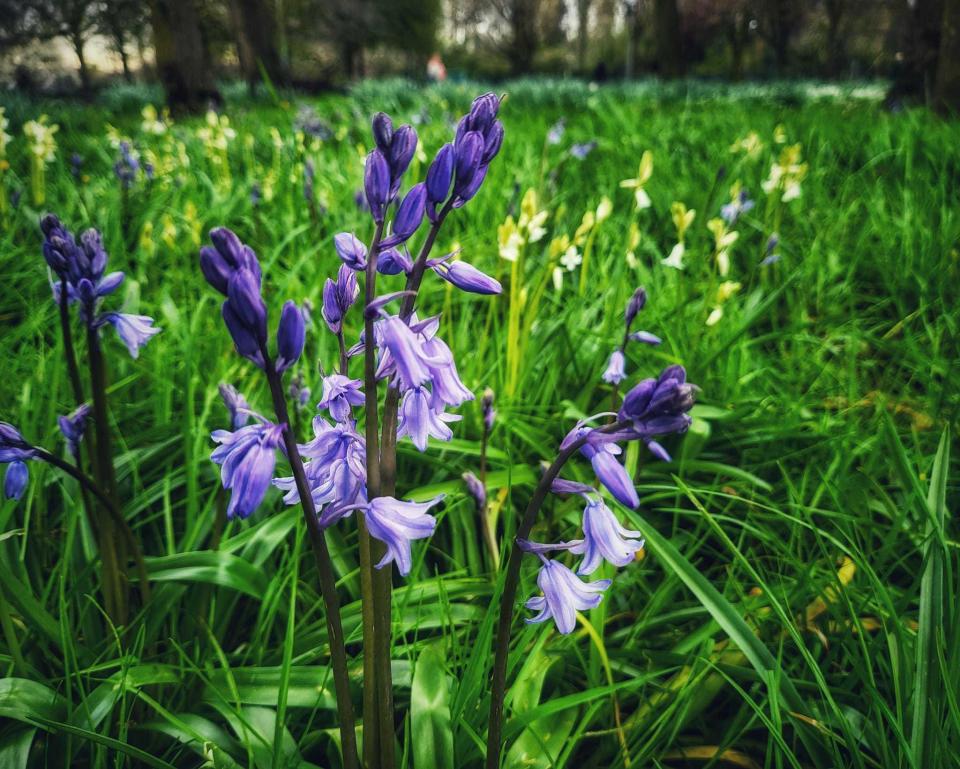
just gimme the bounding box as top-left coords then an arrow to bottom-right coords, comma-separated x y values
372,112 -> 394,153
387,183 -> 426,244
625,287 -> 647,327
334,232 -> 368,271
462,471 -> 486,512
200,246 -> 232,294
581,442 -> 640,509
322,278 -> 343,333
630,331 -> 661,346
451,164 -> 488,208
482,121 -> 504,164
276,300 -> 305,372
227,269 -> 268,341
481,388 -> 495,431
364,150 -> 391,223
550,476 -> 595,495
222,300 -> 265,368
618,365 -> 696,440
210,227 -> 246,268
453,132 -> 484,193
219,383 -> 251,430
58,404 -> 91,458
430,259 -> 502,295
378,248 -> 413,275
80,229 -> 107,280
4,461 -> 28,501
388,125 -> 418,188
426,143 -> 455,204
469,93 -> 500,133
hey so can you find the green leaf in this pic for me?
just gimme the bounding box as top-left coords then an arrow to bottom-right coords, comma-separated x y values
142,551 -> 268,598
411,642 -> 455,769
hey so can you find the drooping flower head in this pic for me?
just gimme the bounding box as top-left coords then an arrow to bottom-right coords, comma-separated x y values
525,558 -> 611,634
210,420 -> 285,519
0,422 -> 35,502
318,374 -> 365,423
570,496 -> 644,575
58,404 -> 91,459
363,495 -> 443,576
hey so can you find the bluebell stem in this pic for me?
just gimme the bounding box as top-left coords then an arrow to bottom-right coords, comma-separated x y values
200,227 -> 359,769
58,404 -> 91,459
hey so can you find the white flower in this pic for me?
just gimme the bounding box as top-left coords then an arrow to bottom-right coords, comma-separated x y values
662,242 -> 685,270
560,246 -> 582,271
706,307 -> 723,326
552,267 -> 564,291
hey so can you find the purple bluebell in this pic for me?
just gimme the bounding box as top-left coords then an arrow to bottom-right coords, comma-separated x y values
372,112 -> 394,153
322,265 -> 360,334
426,143 -> 454,214
319,374 -> 365,422
570,497 -> 644,574
210,420 -> 285,519
364,150 -> 391,223
0,423 -> 35,463
720,189 -> 755,225
251,182 -> 262,207
275,416 -> 367,520
219,383 -> 251,430
629,331 -> 662,346
397,386 -> 460,451
114,141 -> 139,189
375,315 -> 435,390
289,372 -> 312,412
295,105 -> 333,140
625,287 -> 647,328
761,234 -> 781,265
226,268 -> 268,349
363,495 -> 443,576
222,299 -> 265,367
570,141 -> 597,160
619,365 -> 695,442
386,125 -> 418,197
550,476 -> 595,495
420,336 -> 474,410
602,350 -> 627,385
334,232 -> 368,271
201,227 -> 262,296
382,183 -> 426,247
70,153 -> 83,180
41,214 -> 79,278
525,558 -> 611,634
430,259 -> 502,295
453,132 -> 484,197
377,248 -> 413,276
546,118 -> 566,145
462,471 -> 486,512
448,94 -> 503,208
4,461 -> 28,500
276,300 -> 306,372
58,404 -> 91,459
100,313 -> 161,358
481,388 -> 496,431
581,438 -> 640,509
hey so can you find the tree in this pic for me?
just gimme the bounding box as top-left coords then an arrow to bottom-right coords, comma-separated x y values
653,0 -> 684,77
98,0 -> 149,82
757,0 -> 804,74
823,0 -> 846,77
934,0 -> 960,112
576,0 -> 592,72
229,0 -> 286,91
149,0 -> 220,111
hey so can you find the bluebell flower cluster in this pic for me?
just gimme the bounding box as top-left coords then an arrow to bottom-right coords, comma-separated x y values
602,287 -> 661,385
517,362 -> 696,634
41,215 -> 161,355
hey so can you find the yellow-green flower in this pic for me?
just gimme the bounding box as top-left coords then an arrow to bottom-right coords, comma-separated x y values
619,150 -> 653,209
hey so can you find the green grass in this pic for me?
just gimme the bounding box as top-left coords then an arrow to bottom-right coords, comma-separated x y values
0,78 -> 958,768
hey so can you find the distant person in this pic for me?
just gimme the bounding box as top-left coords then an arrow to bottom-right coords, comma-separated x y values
427,53 -> 447,83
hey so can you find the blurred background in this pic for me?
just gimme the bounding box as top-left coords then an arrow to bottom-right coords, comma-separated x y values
1,0 -> 959,112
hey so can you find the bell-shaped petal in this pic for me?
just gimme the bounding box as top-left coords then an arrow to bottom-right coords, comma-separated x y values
570,497 -> 644,574
364,495 -> 443,576
211,421 -> 285,519
276,300 -> 306,372
387,183 -> 426,244
334,232 -> 368,271
524,559 -> 611,634
4,460 -> 29,501
582,443 -> 640,509
377,248 -> 413,275
103,312 -> 161,358
218,383 -> 251,430
601,349 -> 626,385
397,386 -> 460,451
319,374 -> 365,422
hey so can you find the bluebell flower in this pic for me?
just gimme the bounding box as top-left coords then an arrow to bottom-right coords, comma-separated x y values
397,386 -> 460,451
58,404 -> 91,459
570,141 -> 597,160
100,313 -> 161,358
4,461 -> 28,500
364,150 -> 391,223
426,143 -> 454,218
381,183 -> 426,248
570,496 -> 644,574
462,471 -> 486,512
200,227 -> 263,296
210,420 -> 285,519
276,300 -> 306,372
625,287 -> 647,328
114,141 -> 139,189
481,388 -> 496,431
629,331 -> 662,346
430,259 -> 502,295
420,336 -> 473,410
375,315 -> 435,391
377,247 -> 413,275
720,189 -> 754,225
761,234 -> 781,265
602,350 -> 627,385
363,495 -> 443,576
219,383 -> 251,430
619,365 -> 695,443
546,118 -> 566,146
525,558 -> 611,634
322,265 -> 359,334
334,232 -> 368,271
0,423 -> 35,463
581,438 -> 640,509
319,374 -> 365,422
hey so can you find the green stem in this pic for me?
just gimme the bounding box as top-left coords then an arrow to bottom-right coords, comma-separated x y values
262,353 -> 359,769
485,419 -> 630,769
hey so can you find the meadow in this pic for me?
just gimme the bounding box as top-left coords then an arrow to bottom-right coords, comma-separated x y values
0,78 -> 958,768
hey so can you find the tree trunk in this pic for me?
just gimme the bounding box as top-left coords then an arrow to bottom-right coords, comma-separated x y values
934,0 -> 960,112
149,0 -> 220,112
577,0 -> 590,74
824,0 -> 845,78
230,0 -> 286,89
508,0 -> 539,75
72,31 -> 90,92
653,0 -> 683,78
